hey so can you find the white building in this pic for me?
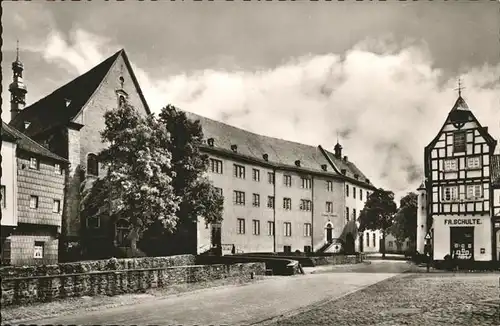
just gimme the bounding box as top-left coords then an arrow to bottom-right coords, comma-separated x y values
418,94 -> 499,266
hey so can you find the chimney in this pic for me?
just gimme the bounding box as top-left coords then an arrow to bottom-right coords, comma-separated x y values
321,164 -> 327,171
207,138 -> 214,147
343,156 -> 348,162
295,160 -> 301,167
231,144 -> 237,153
263,153 -> 269,161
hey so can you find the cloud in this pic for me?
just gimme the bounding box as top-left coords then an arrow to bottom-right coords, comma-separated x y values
11,29 -> 500,201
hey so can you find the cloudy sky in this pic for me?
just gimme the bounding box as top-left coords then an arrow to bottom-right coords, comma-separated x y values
2,1 -> 499,201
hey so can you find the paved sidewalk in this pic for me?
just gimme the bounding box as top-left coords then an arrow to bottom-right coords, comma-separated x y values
15,261 -> 410,326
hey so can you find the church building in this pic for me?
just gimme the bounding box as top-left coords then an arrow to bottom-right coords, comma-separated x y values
417,90 -> 500,267
7,49 -> 376,259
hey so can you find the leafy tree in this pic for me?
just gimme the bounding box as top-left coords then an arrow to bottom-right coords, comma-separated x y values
358,188 -> 397,258
156,105 -> 224,254
389,192 -> 418,250
81,104 -> 181,251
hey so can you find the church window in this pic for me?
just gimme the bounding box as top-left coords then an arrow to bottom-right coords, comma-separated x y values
87,154 -> 99,176
444,159 -> 458,172
453,131 -> 466,153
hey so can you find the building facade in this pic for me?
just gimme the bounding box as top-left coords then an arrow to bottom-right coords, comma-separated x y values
9,50 -> 150,259
188,112 -> 376,254
418,95 -> 499,265
8,49 -> 377,257
1,123 -> 67,266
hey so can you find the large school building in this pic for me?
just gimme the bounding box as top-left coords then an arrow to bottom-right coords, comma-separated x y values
188,112 -> 377,254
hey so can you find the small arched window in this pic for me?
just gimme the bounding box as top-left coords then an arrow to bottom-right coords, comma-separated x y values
87,153 -> 99,176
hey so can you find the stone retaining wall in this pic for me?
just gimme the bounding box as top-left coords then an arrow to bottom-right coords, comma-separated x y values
1,254 -> 195,278
310,254 -> 365,266
1,255 -> 265,306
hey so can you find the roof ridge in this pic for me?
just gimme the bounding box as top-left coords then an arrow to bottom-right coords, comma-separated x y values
186,111 -> 319,150
13,49 -> 122,120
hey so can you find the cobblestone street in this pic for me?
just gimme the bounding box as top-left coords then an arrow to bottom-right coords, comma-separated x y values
266,272 -> 500,326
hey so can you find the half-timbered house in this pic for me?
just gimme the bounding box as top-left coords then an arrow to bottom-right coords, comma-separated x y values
420,94 -> 499,266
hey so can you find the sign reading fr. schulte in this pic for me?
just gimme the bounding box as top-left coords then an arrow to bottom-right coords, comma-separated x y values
444,218 -> 482,226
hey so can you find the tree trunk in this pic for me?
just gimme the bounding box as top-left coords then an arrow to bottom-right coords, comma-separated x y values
382,228 -> 386,259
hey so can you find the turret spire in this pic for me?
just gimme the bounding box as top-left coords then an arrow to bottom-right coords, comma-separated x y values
455,77 -> 465,98
9,41 -> 28,122
16,39 -> 19,62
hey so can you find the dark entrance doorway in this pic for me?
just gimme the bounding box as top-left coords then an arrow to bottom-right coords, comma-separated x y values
345,233 -> 355,254
450,227 -> 474,261
326,224 -> 333,243
211,223 -> 222,249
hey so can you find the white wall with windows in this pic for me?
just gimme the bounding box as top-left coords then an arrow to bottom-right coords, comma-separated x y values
1,140 -> 17,227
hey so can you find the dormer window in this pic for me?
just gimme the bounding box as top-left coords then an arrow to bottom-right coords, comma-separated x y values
366,178 -> 370,184
207,138 -> 214,147
29,157 -> 39,170
263,154 -> 269,161
343,156 -> 348,162
321,164 -> 327,171
295,160 -> 301,167
341,169 -> 347,175
231,144 -> 238,153
24,121 -> 31,130
65,98 -> 71,107
354,174 -> 359,179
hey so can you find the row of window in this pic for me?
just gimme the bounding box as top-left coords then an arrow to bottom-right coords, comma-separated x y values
236,218 -> 312,237
345,207 -> 359,221
366,232 -> 377,247
442,184 -> 483,201
443,156 -> 482,172
210,159 -> 331,191
29,195 -> 61,213
346,184 -> 368,200
231,190 -> 315,211
0,188 -> 61,213
29,157 -> 63,175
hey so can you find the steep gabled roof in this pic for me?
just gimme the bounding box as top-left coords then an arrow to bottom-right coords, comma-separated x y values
2,122 -> 68,163
9,49 -> 150,137
425,96 -> 497,155
185,111 -> 373,188
491,155 -> 500,187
